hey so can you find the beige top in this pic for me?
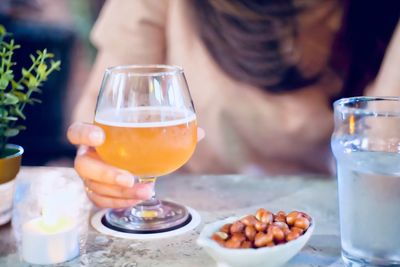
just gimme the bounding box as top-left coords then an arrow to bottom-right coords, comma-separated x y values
74,0 -> 398,175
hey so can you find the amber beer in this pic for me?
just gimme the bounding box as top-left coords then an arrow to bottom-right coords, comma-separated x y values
94,107 -> 197,177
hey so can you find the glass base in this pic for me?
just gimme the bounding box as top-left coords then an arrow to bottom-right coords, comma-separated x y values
104,199 -> 189,233
342,250 -> 400,266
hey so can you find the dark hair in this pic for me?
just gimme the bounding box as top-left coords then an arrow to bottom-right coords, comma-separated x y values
192,0 -> 322,93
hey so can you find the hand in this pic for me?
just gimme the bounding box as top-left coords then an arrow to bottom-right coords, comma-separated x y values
67,122 -> 205,208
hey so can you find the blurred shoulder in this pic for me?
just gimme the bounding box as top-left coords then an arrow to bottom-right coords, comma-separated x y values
91,0 -> 170,55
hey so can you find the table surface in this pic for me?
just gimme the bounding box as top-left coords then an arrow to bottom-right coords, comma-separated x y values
0,167 -> 343,267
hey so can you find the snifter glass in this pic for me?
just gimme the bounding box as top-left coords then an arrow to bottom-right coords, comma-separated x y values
94,65 -> 197,233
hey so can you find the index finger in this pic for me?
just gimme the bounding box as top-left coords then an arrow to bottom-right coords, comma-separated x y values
67,122 -> 105,147
75,148 -> 135,188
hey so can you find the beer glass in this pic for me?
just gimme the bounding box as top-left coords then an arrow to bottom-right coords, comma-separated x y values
332,97 -> 400,266
94,65 -> 197,232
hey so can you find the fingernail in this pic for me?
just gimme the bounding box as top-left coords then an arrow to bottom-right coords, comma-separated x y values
77,146 -> 88,156
136,185 -> 153,199
89,130 -> 104,144
116,173 -> 135,188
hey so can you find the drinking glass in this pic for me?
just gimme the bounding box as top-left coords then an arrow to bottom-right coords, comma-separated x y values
332,97 -> 400,266
94,65 -> 197,233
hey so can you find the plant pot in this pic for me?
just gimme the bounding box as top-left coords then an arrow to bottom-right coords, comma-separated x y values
0,144 -> 23,225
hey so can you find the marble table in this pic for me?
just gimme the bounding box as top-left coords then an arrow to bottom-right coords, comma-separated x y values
0,167 -> 343,266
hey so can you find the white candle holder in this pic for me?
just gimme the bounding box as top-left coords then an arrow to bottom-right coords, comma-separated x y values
11,169 -> 92,264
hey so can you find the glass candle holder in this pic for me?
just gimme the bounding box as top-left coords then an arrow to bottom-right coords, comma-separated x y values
11,168 -> 92,265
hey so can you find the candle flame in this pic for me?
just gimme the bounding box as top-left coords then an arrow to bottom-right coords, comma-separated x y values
38,216 -> 72,233
349,115 -> 355,134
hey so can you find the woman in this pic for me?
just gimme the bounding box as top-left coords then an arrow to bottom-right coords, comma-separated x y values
67,0 -> 400,208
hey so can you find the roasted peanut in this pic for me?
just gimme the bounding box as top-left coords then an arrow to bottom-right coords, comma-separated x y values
241,241 -> 253,249
276,211 -> 286,217
286,231 -> 300,242
211,209 -> 311,249
273,221 -> 289,230
212,232 -> 228,246
294,217 -> 310,230
230,221 -> 245,233
244,225 -> 257,241
220,223 -> 232,234
271,226 -> 285,242
240,215 -> 258,226
231,232 -> 246,243
225,238 -> 242,249
283,228 -> 291,236
254,232 -> 273,247
260,211 -> 273,224
290,226 -> 304,235
255,208 -> 268,221
266,241 -> 275,247
254,221 -> 267,232
286,211 -> 300,226
274,214 -> 286,223
213,231 -> 228,240
299,212 -> 311,220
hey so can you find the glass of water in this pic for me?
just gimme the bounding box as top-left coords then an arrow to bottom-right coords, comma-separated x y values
332,97 -> 400,266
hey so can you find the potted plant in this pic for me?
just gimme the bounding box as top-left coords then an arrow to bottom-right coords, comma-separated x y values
0,25 -> 60,225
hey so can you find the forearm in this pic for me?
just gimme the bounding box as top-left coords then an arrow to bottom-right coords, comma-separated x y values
369,21 -> 400,96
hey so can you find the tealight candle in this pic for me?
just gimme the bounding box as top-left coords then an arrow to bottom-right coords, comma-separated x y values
22,206 -> 80,264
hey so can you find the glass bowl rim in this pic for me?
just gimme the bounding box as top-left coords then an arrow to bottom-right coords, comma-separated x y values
333,96 -> 400,116
105,64 -> 184,76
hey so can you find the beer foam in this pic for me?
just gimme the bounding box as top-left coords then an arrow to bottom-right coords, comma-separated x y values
95,106 -> 196,128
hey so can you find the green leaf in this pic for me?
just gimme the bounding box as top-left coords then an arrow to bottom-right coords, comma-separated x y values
0,110 -> 8,118
4,128 -> 19,137
16,125 -> 26,130
11,81 -> 24,90
29,54 -> 36,63
30,98 -> 42,104
32,87 -> 42,93
13,91 -> 27,102
0,77 -> 9,90
0,25 -> 6,37
37,63 -> 47,76
51,60 -> 61,70
4,70 -> 14,80
28,75 -> 39,88
22,68 -> 30,77
3,93 -> 19,105
2,58 -> 10,66
10,107 -> 26,120
4,116 -> 17,121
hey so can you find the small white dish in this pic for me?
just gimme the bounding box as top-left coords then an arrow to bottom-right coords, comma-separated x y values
197,216 -> 314,267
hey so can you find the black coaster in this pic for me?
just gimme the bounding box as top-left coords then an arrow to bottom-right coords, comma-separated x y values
101,214 -> 193,234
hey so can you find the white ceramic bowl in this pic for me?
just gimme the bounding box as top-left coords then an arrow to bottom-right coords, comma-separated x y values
197,216 -> 314,267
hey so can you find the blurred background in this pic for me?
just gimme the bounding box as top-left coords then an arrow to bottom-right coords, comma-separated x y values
1,0 -> 399,173
0,0 -> 106,166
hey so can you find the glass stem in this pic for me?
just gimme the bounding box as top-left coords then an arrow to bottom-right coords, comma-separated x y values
137,177 -> 160,209
138,176 -> 157,198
